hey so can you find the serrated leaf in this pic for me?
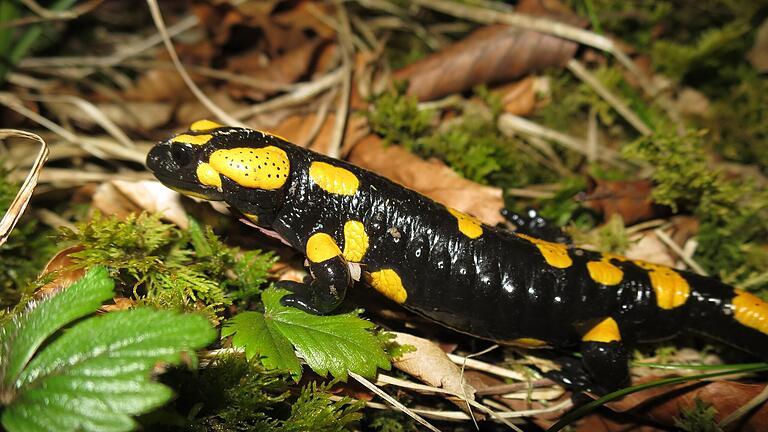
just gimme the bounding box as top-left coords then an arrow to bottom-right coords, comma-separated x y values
0,266 -> 114,388
222,311 -> 302,379
2,307 -> 216,432
223,289 -> 391,382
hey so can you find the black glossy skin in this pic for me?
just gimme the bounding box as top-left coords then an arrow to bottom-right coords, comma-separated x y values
148,126 -> 768,391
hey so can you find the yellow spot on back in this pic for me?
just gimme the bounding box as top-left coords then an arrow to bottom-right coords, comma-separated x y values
587,255 -> 624,286
209,146 -> 290,190
510,338 -> 549,348
732,290 -> 768,335
516,233 -> 572,269
582,317 -> 621,343
172,133 -> 212,145
190,119 -> 223,131
447,208 -> 483,239
632,260 -> 690,309
342,220 -> 368,262
309,162 -> 359,195
196,162 -> 222,188
369,269 -> 407,303
306,233 -> 341,263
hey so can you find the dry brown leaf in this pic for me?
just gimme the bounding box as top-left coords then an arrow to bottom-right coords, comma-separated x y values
580,179 -> 667,225
394,24 -> 577,101
625,232 -> 676,267
35,246 -> 86,298
270,113 -> 369,156
349,135 -> 505,225
602,378 -> 768,432
392,332 -> 474,397
516,0 -> 588,27
492,76 -> 539,116
123,69 -> 190,103
227,39 -> 330,100
92,180 -> 188,228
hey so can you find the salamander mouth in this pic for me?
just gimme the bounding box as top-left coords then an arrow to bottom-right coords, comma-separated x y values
150,171 -> 224,201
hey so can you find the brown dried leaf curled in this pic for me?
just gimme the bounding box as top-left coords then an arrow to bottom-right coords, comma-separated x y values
394,25 -> 577,101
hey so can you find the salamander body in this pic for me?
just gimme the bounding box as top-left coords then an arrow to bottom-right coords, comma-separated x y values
147,121 -> 768,391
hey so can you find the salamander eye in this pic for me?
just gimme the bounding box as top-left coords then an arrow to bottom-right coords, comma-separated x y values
170,144 -> 195,167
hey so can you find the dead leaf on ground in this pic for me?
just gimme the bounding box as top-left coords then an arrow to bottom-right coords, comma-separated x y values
35,245 -> 86,298
603,378 -> 768,432
123,69 -> 191,103
270,112 -> 370,156
580,178 -> 668,225
394,24 -> 577,101
227,39 -> 331,100
492,76 -> 540,116
92,180 -> 188,228
516,0 -> 588,26
349,135 -> 505,225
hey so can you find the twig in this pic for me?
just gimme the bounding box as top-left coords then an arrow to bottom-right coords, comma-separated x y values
0,0 -> 101,29
567,59 -> 652,136
146,0 -> 244,127
654,228 -> 708,276
349,371 -> 443,432
719,383 -> 768,429
0,92 -> 78,142
498,113 -> 619,163
0,130 -> 48,247
327,0 -> 354,159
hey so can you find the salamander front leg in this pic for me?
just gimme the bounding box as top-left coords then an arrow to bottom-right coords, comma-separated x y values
279,233 -> 352,315
580,317 -> 629,394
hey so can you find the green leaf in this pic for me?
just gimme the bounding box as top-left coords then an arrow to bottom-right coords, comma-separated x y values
0,268 -> 217,432
222,311 -> 302,380
223,288 -> 391,382
0,266 -> 114,388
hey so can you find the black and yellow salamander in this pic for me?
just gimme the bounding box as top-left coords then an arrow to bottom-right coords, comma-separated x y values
147,120 -> 768,393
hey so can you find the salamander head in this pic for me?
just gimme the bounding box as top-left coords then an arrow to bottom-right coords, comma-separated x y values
147,120 -> 293,225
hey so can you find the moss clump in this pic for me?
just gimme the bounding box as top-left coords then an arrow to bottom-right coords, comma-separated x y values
623,131 -> 768,292
157,355 -> 363,432
674,398 -> 720,432
58,212 -> 275,320
369,88 -> 557,188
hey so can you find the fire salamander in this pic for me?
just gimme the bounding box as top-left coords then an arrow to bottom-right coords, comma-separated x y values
147,121 -> 768,393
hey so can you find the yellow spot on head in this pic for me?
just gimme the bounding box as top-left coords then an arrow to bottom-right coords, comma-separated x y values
447,208 -> 483,239
633,260 -> 690,309
172,133 -> 213,145
732,290 -> 768,335
369,269 -> 407,303
190,119 -> 223,131
306,233 -> 341,263
309,161 -> 359,196
582,317 -> 621,343
196,162 -> 222,188
516,233 -> 572,269
243,213 -> 259,224
509,338 -> 549,348
587,256 -> 624,286
342,220 -> 368,262
209,146 -> 290,190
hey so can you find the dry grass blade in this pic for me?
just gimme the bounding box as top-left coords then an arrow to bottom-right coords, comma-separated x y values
145,0 -> 245,127
0,92 -> 77,142
0,130 -> 48,247
348,370 -> 443,432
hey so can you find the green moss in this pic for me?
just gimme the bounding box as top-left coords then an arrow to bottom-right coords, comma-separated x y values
674,398 -> 721,432
369,88 -> 558,188
57,212 -> 275,320
623,131 -> 768,292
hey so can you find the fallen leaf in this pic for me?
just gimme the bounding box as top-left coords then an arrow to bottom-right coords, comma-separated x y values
92,180 -> 188,228
580,178 -> 668,225
492,76 -> 539,116
349,135 -> 505,225
394,24 -> 577,101
35,246 -> 86,298
123,69 -> 191,103
270,113 -> 370,156
227,39 -> 330,100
